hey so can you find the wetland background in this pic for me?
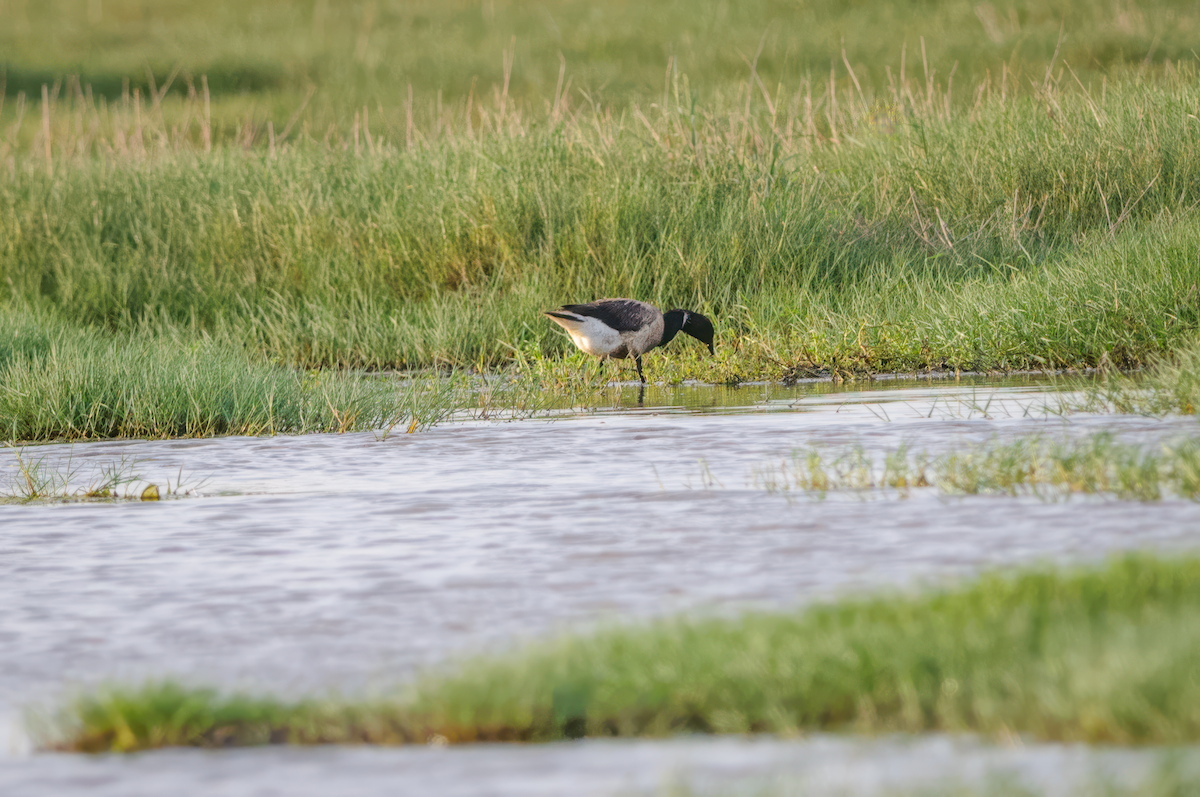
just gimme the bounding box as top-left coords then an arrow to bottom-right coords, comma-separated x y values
5,0 -> 1200,794
4,0 -> 1200,440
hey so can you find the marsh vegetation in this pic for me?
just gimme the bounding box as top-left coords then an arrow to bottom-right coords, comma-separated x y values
6,5 -> 1200,794
3,1 -> 1200,444
0,309 -> 459,441
4,72 -> 1200,383
749,432 -> 1200,502
43,554 -> 1200,752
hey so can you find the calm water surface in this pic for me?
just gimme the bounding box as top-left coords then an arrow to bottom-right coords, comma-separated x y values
3,377 -> 1199,795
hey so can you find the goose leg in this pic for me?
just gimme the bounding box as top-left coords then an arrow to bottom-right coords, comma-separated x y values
635,355 -> 646,384
591,356 -> 607,387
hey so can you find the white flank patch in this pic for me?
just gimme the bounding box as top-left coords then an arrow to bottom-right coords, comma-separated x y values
549,314 -> 625,358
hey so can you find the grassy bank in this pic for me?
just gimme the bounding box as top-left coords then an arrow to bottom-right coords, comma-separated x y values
4,71 -> 1200,380
43,554 -> 1200,752
0,309 -> 455,441
3,1 -> 1200,435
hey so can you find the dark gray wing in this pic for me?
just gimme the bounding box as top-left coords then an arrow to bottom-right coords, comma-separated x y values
557,299 -> 659,333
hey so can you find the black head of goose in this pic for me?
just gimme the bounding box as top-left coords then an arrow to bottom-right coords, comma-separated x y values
543,298 -> 715,383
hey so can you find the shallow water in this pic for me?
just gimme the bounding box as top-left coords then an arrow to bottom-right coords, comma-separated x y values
3,377 -> 1199,794
4,735 -> 1192,797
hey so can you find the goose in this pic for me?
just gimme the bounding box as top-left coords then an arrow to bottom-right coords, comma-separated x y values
544,298 -> 715,383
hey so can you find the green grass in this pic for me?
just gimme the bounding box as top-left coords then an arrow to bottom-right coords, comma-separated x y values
3,1 -> 1200,437
4,0 -> 1197,137
750,432 -> 1200,501
1077,336 -> 1200,419
0,308 -> 457,441
40,554 -> 1200,752
3,71 -> 1200,381
0,445 -> 150,501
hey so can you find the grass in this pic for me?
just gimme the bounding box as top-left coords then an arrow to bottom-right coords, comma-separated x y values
3,70 -> 1200,381
0,308 -> 458,441
39,553 -> 1200,752
1078,336 -> 1200,419
2,1 -> 1200,437
2,446 -> 139,501
3,0 -> 1196,136
0,445 -> 203,502
749,432 -> 1200,502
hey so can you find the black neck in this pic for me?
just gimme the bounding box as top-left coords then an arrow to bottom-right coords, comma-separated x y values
660,309 -> 687,346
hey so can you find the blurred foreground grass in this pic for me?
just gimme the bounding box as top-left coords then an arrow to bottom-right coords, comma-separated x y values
42,554 -> 1200,751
